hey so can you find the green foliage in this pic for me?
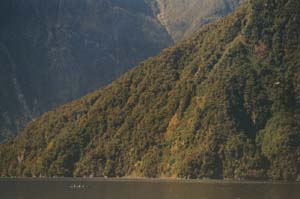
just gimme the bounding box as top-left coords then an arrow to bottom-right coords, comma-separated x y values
260,112 -> 300,180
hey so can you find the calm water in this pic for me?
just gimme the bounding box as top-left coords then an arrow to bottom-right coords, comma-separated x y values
0,178 -> 299,199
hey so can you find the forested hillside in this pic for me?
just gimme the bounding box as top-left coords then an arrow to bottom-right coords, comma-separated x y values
2,0 -> 300,181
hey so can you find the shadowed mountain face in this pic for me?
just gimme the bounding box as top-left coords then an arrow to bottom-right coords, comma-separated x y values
0,0 -> 243,140
1,0 -> 300,181
0,0 -> 173,140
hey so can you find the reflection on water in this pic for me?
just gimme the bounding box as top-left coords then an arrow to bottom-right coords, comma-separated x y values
0,178 -> 299,199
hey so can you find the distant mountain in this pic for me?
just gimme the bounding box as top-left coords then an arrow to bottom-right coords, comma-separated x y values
0,0 -> 243,140
156,0 -> 243,41
1,0 -> 300,181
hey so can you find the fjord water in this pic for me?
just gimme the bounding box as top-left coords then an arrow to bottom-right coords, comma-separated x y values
0,179 -> 299,199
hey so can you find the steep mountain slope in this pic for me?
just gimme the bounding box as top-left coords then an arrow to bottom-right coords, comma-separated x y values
0,45 -> 32,141
1,0 -> 299,180
2,0 -> 300,180
0,0 -> 298,180
156,0 -> 244,41
0,0 -> 173,140
0,0 -> 243,141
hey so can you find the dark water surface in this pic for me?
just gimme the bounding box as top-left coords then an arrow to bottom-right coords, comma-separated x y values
0,178 -> 299,199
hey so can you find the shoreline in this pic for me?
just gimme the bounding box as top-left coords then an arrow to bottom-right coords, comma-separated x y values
0,177 -> 298,184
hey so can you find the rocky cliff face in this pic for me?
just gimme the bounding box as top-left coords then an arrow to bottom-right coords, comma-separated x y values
0,44 -> 32,141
